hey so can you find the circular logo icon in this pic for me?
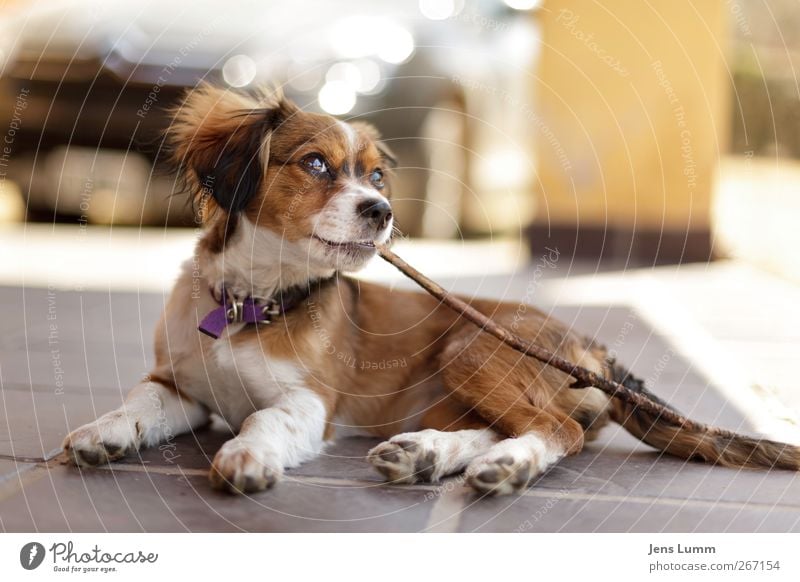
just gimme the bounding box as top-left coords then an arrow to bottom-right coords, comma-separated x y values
20,542 -> 46,570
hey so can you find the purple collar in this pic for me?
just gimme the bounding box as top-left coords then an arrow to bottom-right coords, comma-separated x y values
198,280 -> 328,339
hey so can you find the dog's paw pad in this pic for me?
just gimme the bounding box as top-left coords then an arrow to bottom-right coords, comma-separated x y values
67,444 -> 101,467
367,438 -> 439,484
466,455 -> 533,496
63,437 -> 131,467
63,416 -> 138,467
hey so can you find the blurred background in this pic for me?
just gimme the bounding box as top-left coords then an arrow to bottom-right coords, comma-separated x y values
0,0 -> 798,281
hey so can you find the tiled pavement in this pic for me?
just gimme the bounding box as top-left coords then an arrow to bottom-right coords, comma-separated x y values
2,270 -> 800,532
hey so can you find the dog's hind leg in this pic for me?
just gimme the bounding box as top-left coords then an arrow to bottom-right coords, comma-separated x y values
465,424 -> 574,495
459,395 -> 583,495
368,398 -> 500,484
439,325 -> 587,495
63,372 -> 209,467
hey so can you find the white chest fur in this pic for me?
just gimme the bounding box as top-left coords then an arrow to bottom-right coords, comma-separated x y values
178,336 -> 307,429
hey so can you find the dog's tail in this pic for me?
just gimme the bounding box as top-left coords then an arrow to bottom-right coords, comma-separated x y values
607,363 -> 800,470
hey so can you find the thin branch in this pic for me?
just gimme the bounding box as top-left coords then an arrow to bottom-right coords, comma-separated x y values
377,244 -> 715,434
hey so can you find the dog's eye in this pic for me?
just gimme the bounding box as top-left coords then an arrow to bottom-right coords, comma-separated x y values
302,155 -> 329,177
370,169 -> 385,189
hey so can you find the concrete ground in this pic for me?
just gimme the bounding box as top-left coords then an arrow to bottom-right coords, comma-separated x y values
2,229 -> 800,532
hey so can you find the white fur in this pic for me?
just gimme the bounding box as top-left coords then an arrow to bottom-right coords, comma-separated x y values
368,428 -> 499,483
338,120 -> 357,151
174,329 -> 329,492
311,185 -> 392,245
204,217 -> 335,301
209,386 -> 328,491
178,334 -> 311,429
466,433 -> 565,495
63,119 -> 403,494
63,381 -> 209,467
204,211 -> 387,297
66,239 -> 330,493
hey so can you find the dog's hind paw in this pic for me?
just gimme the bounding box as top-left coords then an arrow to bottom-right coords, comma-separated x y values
367,434 -> 440,484
466,454 -> 533,496
465,433 -> 563,496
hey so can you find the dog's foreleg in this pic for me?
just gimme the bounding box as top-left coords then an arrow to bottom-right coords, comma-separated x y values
209,388 -> 327,494
63,377 -> 209,466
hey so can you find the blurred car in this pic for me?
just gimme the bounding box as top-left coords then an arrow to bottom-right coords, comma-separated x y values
0,0 -> 540,235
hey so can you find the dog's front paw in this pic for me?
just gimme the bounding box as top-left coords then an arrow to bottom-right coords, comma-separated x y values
209,439 -> 282,494
63,411 -> 141,467
367,432 -> 440,484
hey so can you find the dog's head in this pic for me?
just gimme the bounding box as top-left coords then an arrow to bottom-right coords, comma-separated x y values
166,84 -> 396,272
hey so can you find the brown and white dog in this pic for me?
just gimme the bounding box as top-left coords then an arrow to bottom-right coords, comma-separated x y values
63,85 -> 799,495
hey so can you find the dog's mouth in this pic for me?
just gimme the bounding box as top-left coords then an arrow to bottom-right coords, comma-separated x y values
313,235 -> 377,253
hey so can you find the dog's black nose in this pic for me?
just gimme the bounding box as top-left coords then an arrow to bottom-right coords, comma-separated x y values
357,198 -> 393,231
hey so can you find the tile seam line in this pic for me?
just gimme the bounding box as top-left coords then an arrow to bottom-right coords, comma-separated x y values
0,453 -> 48,463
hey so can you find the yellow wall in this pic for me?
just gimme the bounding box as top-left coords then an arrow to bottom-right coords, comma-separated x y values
535,0 -> 728,230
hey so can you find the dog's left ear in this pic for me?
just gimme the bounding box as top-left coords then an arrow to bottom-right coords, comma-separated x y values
166,84 -> 298,215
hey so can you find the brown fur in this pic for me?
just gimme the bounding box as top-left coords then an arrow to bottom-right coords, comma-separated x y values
63,84 -> 800,494
158,84 -> 800,488
609,390 -> 800,470
166,84 -> 393,254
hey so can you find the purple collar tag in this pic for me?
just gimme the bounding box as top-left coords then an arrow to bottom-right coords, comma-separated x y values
198,289 -> 280,340
198,304 -> 230,339
197,278 -> 334,340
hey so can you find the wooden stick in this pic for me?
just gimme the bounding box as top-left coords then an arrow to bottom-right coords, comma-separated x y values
376,243 -> 713,433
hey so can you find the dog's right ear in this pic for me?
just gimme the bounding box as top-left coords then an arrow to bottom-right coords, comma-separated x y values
165,84 -> 296,216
